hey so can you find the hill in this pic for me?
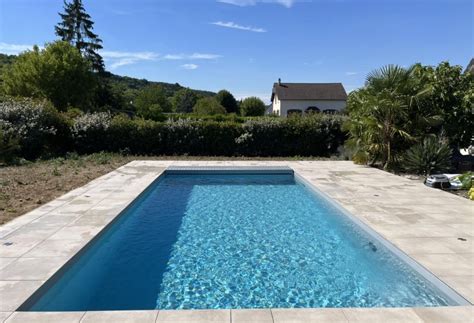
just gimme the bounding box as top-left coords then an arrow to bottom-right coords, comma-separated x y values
0,53 -> 215,99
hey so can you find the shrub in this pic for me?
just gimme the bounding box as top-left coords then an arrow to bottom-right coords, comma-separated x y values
0,97 -> 70,159
71,112 -> 112,153
240,97 -> 266,116
237,115 -> 346,156
0,126 -> 20,164
403,136 -> 452,175
193,98 -> 226,115
69,114 -> 345,157
457,172 -> 473,190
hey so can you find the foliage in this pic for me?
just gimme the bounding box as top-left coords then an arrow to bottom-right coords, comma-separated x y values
2,41 -> 97,111
0,53 -> 215,112
103,73 -> 215,99
345,87 -> 414,169
457,172 -> 473,190
167,113 -> 255,123
215,90 -> 238,114
345,62 -> 473,171
172,88 -> 198,113
70,114 -> 345,157
193,97 -> 226,115
0,97 -> 71,159
0,126 -> 20,164
240,97 -> 266,116
71,111 -> 112,153
403,136 -> 452,175
56,0 -> 104,72
411,62 -> 473,148
135,85 -> 171,120
0,54 -> 16,91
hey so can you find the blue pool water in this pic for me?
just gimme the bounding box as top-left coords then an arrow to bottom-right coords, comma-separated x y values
24,172 -> 458,311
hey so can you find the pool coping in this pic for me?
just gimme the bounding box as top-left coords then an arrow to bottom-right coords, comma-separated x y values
0,161 -> 472,322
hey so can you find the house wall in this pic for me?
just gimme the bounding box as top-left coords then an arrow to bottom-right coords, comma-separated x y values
276,99 -> 346,117
271,95 -> 282,116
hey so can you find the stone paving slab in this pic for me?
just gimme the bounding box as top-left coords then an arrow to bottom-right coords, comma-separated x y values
0,161 -> 472,322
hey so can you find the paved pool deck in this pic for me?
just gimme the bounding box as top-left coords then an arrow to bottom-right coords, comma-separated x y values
0,160 -> 472,322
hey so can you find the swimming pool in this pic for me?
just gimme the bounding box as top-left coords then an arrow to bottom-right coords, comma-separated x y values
20,168 -> 467,311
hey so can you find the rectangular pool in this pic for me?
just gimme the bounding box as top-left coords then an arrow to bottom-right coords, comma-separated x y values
20,168 -> 467,311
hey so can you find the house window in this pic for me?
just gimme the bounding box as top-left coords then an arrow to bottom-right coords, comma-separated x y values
287,109 -> 302,116
306,106 -> 320,113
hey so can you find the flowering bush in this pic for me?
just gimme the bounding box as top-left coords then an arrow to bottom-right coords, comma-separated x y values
85,114 -> 345,157
0,98 -> 70,159
71,112 -> 112,153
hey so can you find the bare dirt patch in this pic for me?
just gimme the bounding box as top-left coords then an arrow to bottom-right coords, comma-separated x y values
0,153 -> 135,224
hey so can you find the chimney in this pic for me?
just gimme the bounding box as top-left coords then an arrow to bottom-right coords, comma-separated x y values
278,78 -> 281,85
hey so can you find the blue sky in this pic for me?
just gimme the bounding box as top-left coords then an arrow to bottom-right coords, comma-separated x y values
0,0 -> 472,102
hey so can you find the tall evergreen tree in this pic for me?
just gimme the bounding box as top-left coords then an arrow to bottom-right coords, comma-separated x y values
55,0 -> 105,72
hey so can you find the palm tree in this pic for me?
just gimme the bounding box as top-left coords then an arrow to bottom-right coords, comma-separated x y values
346,65 -> 418,169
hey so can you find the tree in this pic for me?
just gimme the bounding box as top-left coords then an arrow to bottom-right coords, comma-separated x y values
56,0 -> 105,72
345,62 -> 473,170
172,88 -> 198,113
2,41 -> 96,111
135,85 -> 171,120
413,62 -> 473,148
240,97 -> 266,116
193,97 -> 226,115
346,88 -> 414,169
215,89 -> 238,114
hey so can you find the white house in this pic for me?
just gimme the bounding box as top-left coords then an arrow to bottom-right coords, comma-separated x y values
269,80 -> 347,117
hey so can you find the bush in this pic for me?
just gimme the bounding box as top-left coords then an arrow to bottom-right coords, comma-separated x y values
403,136 -> 452,175
69,114 -> 346,157
0,126 -> 20,164
240,97 -> 266,116
0,97 -> 71,159
71,112 -> 112,153
193,98 -> 226,115
457,172 -> 473,190
237,115 -> 346,156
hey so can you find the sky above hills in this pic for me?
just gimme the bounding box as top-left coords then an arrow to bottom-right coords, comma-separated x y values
0,0 -> 472,102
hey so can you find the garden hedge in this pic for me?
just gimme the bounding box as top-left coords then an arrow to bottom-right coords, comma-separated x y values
74,114 -> 347,157
1,99 -> 347,158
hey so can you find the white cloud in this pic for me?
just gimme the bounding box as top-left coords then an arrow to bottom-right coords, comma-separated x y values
211,21 -> 267,33
181,64 -> 199,70
101,50 -> 159,69
0,42 -> 38,55
345,71 -> 358,76
217,0 -> 296,8
0,42 -> 221,69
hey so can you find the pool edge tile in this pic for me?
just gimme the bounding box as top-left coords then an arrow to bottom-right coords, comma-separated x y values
80,310 -> 159,322
4,311 -> 85,323
156,309 -> 230,322
271,308 -> 348,322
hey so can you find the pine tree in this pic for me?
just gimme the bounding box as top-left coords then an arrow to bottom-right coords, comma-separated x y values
55,0 -> 105,72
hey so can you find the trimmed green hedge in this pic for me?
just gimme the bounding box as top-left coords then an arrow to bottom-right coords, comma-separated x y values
73,114 -> 347,157
0,98 -> 347,158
